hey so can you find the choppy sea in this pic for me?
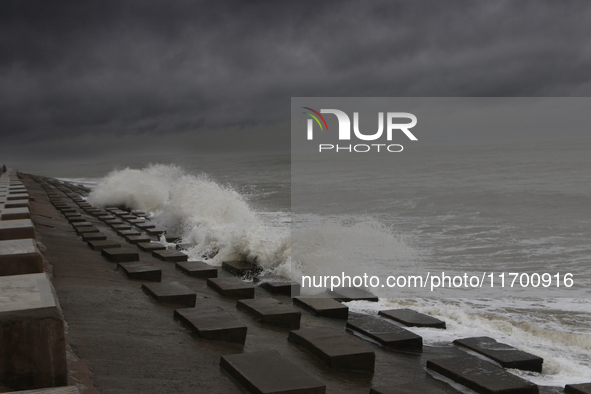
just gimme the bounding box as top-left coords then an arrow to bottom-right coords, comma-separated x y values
21,137 -> 591,388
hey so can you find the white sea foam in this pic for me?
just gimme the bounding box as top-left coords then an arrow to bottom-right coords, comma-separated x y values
347,298 -> 591,387
87,164 -> 417,278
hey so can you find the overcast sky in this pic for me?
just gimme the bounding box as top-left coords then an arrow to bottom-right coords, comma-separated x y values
2,0 -> 591,162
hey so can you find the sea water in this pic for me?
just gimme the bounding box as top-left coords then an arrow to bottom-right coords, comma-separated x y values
27,137 -> 591,387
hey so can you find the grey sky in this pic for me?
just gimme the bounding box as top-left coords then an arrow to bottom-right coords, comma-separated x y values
2,0 -> 591,161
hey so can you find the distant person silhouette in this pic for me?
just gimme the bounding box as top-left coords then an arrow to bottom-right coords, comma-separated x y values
2,164 -> 6,172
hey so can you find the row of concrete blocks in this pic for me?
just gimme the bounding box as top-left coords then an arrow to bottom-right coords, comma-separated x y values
0,173 -> 79,393
38,177 -> 591,394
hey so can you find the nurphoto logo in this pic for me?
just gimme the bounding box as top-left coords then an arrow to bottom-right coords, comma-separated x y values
303,107 -> 418,153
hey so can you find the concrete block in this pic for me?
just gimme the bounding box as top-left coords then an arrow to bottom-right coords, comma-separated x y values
1,207 -> 30,220
220,351 -> 326,394
67,217 -> 86,223
293,297 -> 349,319
0,273 -> 67,390
346,315 -> 422,351
454,337 -> 543,372
98,215 -> 116,222
126,219 -> 145,224
105,219 -> 124,225
136,222 -> 155,229
71,222 -> 93,228
7,193 -> 29,201
111,223 -> 134,235
175,261 -> 218,278
207,277 -> 255,299
253,275 -> 301,296
164,233 -> 181,242
87,240 -> 121,251
0,239 -> 43,276
222,260 -> 263,279
145,228 -> 166,236
75,226 -> 99,235
152,250 -> 188,262
119,214 -> 136,220
4,200 -> 29,209
118,262 -> 161,282
288,327 -> 375,372
370,383 -> 448,394
378,309 -> 446,329
174,307 -> 247,345
328,287 -> 378,302
141,282 -> 196,307
116,229 -> 140,237
566,383 -> 591,394
4,386 -> 80,393
125,235 -> 152,244
426,356 -> 538,394
81,233 -> 107,242
63,212 -> 81,218
101,248 -> 139,262
0,219 -> 35,240
137,242 -> 166,252
237,298 -> 301,329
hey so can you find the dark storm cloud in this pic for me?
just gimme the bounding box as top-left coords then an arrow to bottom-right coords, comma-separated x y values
1,0 -> 591,159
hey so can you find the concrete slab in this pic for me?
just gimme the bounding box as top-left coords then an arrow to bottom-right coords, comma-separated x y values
118,262 -> 161,282
137,242 -> 166,252
101,248 -> 139,262
119,214 -> 136,220
98,215 -> 116,222
125,235 -> 152,244
141,282 -> 196,307
237,298 -> 301,329
87,240 -> 121,251
81,232 -> 107,242
0,273 -> 67,390
71,222 -> 93,227
0,219 -> 35,240
152,249 -> 188,262
254,275 -> 301,296
207,277 -> 255,299
378,309 -> 446,329
75,226 -> 99,234
174,306 -> 247,345
105,219 -> 124,225
454,337 -> 543,372
111,224 -> 133,231
426,356 -> 538,394
329,287 -> 378,302
67,217 -> 87,223
116,229 -> 140,237
0,207 -> 30,220
164,233 -> 181,242
288,327 -> 375,372
127,219 -> 145,224
293,297 -> 349,319
136,222 -> 156,229
4,199 -> 29,209
222,260 -> 263,279
145,228 -> 166,236
0,238 -> 43,276
4,386 -> 80,393
369,383 -> 448,394
7,193 -> 29,201
220,351 -> 326,394
346,315 -> 422,351
566,383 -> 591,394
175,261 -> 218,278
63,212 -> 81,217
